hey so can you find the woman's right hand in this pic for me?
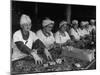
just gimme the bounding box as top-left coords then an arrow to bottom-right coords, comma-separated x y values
67,46 -> 74,51
31,51 -> 43,64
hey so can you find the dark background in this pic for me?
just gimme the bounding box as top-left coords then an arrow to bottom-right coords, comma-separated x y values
11,1 -> 96,35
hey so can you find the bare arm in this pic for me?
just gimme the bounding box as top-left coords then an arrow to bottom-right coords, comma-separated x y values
15,41 -> 32,55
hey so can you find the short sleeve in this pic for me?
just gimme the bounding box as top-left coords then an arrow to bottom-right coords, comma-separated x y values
30,31 -> 38,42
51,32 -> 55,42
36,30 -> 44,42
65,32 -> 71,40
13,31 -> 20,43
55,32 -> 61,43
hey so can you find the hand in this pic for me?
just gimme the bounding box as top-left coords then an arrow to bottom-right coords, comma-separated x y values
62,40 -> 72,46
45,48 -> 52,60
31,52 -> 43,64
67,39 -> 72,43
67,46 -> 74,51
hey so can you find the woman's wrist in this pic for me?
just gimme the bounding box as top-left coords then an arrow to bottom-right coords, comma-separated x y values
31,49 -> 37,55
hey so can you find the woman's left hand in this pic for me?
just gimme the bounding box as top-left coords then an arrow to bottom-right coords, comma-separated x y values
67,46 -> 74,51
44,48 -> 52,60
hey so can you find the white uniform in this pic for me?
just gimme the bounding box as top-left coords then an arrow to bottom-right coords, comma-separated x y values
88,25 -> 92,33
70,28 -> 80,40
55,31 -> 70,44
12,30 -> 38,61
36,30 -> 55,48
91,25 -> 96,31
88,25 -> 96,32
85,28 -> 90,35
78,28 -> 89,37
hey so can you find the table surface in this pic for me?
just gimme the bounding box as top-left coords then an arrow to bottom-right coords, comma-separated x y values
11,56 -> 96,74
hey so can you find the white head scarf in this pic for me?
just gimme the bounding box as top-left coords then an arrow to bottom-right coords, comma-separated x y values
90,19 -> 95,23
20,14 -> 31,26
85,21 -> 89,25
42,18 -> 54,27
59,21 -> 67,28
72,20 -> 78,25
80,21 -> 86,26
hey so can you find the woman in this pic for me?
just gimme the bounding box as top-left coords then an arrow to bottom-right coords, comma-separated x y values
85,21 -> 91,34
70,20 -> 85,48
55,20 -> 72,46
36,18 -> 55,60
12,14 -> 43,65
52,20 -> 74,59
70,20 -> 81,41
90,19 -> 96,31
79,21 -> 89,38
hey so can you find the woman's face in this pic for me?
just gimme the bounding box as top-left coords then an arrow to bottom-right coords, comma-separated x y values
80,25 -> 85,29
44,24 -> 53,32
85,24 -> 89,28
90,21 -> 95,25
60,24 -> 67,32
73,24 -> 78,29
80,23 -> 85,29
21,23 -> 32,32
